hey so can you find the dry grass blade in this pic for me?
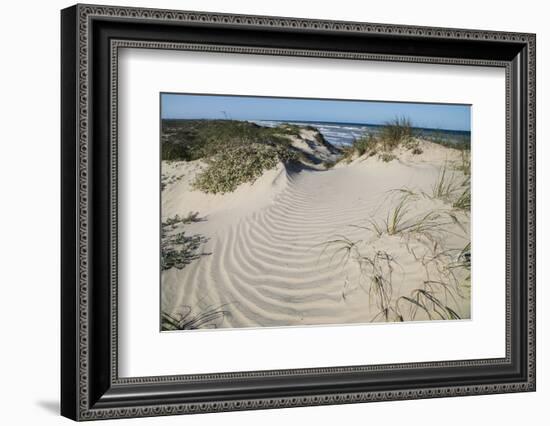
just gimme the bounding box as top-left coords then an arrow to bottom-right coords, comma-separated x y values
398,295 -> 433,320
386,194 -> 411,235
403,288 -> 462,321
453,187 -> 471,210
161,304 -> 232,330
319,235 -> 361,267
321,165 -> 470,324
357,250 -> 403,322
380,116 -> 415,150
431,163 -> 462,202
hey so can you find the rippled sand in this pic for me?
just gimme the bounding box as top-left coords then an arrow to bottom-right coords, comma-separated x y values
161,140 -> 470,329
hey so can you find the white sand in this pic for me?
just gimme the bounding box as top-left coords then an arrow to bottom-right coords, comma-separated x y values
161,138 -> 470,328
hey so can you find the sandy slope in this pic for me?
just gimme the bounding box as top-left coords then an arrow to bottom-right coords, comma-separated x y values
161,139 -> 470,329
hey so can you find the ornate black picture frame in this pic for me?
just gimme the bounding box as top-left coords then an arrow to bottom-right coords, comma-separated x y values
61,4 -> 536,421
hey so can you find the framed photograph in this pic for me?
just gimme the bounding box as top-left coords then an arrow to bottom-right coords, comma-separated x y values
61,4 -> 536,421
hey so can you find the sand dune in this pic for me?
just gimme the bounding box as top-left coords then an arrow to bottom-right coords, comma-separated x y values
161,139 -> 471,329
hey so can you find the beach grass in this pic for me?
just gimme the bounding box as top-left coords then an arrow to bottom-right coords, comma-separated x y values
322,167 -> 470,323
398,287 -> 461,321
455,149 -> 471,175
453,187 -> 471,210
379,116 -> 415,151
430,163 -> 463,202
339,117 -> 418,163
339,134 -> 377,162
425,162 -> 471,211
161,304 -> 231,330
359,250 -> 403,322
366,191 -> 457,244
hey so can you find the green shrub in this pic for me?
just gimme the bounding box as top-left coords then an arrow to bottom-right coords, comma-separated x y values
192,143 -> 297,194
162,139 -> 191,161
161,119 -> 313,162
276,123 -> 302,136
161,213 -> 206,270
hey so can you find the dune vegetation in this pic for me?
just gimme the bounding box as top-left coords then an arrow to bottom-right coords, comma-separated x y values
162,119 -> 299,161
162,119 -> 340,194
339,117 -> 414,162
161,304 -> 232,330
191,143 -> 298,194
322,157 -> 471,322
160,116 -> 471,329
339,117 -> 469,164
161,212 -> 208,271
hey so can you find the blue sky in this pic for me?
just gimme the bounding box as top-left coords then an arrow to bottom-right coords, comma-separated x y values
161,93 -> 471,131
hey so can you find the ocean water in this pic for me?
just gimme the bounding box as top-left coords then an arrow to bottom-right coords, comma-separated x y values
252,120 -> 470,148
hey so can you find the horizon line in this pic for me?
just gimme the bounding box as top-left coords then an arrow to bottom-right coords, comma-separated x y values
161,117 -> 470,133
